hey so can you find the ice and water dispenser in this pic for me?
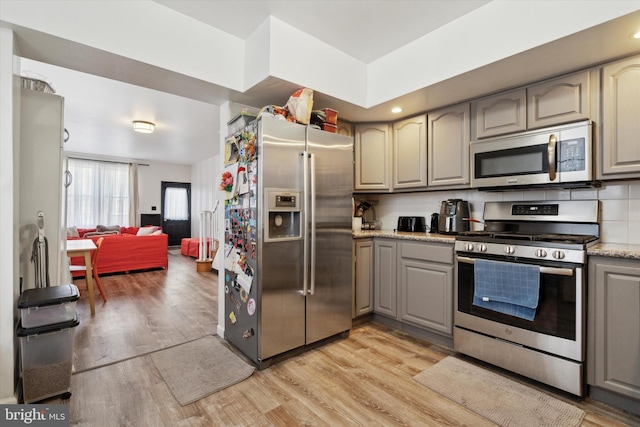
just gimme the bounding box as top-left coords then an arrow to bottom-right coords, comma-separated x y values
265,189 -> 301,241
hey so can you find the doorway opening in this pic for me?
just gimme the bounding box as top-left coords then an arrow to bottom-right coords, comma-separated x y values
161,181 -> 191,246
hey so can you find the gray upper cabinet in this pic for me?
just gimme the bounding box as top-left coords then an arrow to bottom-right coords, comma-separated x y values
527,70 -> 591,129
337,119 -> 353,137
599,55 -> 640,179
392,114 -> 427,190
427,103 -> 470,189
354,123 -> 391,191
471,89 -> 526,140
588,257 -> 640,402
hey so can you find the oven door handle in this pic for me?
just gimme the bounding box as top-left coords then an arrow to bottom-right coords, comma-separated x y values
456,256 -> 574,277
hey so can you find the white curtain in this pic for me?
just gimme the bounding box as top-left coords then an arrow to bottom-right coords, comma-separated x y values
67,158 -> 131,228
164,187 -> 189,220
129,163 -> 139,226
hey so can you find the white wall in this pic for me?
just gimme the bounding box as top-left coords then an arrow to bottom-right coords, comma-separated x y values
191,154 -> 221,239
0,27 -> 18,404
216,102 -> 231,338
363,181 -> 640,245
138,160 -> 192,225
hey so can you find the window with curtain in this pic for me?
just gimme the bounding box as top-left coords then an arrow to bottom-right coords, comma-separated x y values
164,187 -> 189,220
67,158 -> 132,228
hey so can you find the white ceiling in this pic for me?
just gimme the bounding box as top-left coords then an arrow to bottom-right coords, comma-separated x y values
12,1 -> 640,165
155,0 -> 491,64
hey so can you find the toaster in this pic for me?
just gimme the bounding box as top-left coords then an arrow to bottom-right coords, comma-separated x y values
397,216 -> 427,232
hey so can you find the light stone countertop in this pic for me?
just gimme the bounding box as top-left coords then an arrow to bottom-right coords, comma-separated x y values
352,229 -> 455,244
587,243 -> 640,260
353,230 -> 640,260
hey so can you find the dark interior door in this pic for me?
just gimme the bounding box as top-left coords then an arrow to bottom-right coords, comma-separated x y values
161,181 -> 191,246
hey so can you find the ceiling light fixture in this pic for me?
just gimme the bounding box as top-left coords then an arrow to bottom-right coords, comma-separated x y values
634,30 -> 640,39
391,107 -> 403,114
132,120 -> 155,133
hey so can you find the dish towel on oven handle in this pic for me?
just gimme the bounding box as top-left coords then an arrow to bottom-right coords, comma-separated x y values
473,258 -> 540,321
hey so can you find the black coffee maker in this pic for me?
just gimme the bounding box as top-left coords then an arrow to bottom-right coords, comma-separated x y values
438,199 -> 470,234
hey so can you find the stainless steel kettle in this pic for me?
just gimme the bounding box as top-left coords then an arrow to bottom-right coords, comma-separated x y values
438,199 -> 470,234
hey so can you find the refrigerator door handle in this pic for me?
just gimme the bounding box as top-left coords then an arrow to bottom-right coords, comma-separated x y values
309,152 -> 316,296
302,151 -> 309,296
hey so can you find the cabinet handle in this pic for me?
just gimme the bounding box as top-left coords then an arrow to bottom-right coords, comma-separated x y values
63,128 -> 70,143
456,256 -> 574,276
64,170 -> 73,188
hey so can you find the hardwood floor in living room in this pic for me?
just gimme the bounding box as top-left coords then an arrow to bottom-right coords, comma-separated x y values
46,252 -> 637,426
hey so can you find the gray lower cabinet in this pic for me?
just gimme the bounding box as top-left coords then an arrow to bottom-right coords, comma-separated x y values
373,239 -> 397,318
354,239 -> 374,317
373,239 -> 454,338
399,242 -> 453,335
588,257 -> 640,404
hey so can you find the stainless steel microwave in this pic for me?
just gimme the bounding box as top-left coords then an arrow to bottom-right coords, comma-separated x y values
471,120 -> 594,189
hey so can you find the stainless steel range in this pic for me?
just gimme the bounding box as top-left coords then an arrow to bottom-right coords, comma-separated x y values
454,200 -> 600,396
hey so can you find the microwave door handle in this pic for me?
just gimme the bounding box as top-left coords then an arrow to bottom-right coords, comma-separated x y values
548,134 -> 557,181
456,256 -> 574,276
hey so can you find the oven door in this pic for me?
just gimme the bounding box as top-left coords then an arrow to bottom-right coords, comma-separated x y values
454,253 -> 584,362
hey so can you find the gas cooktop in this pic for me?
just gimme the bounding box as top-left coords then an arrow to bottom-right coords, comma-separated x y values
457,231 -> 598,246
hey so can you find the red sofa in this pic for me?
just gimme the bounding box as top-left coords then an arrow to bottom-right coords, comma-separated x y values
180,237 -> 216,258
69,227 -> 168,277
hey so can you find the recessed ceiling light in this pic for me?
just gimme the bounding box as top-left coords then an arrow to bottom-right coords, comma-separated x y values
132,120 -> 155,133
634,30 -> 640,39
391,107 -> 403,114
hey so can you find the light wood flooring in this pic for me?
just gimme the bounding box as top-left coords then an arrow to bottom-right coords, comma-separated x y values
44,251 -> 639,426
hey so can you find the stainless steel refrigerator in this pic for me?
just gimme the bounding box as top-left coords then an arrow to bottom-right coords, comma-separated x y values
224,115 -> 353,368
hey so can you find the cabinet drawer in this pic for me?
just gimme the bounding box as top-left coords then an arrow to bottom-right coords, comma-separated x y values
400,242 -> 453,264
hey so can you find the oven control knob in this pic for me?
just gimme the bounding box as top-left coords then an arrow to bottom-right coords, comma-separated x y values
504,245 -> 515,255
552,250 -> 566,260
535,249 -> 547,258
478,244 -> 487,252
464,243 -> 475,252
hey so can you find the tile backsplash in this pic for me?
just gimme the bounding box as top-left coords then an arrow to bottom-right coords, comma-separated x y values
356,180 -> 640,244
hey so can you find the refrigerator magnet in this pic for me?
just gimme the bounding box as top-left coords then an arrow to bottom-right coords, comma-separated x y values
229,311 -> 237,324
247,298 -> 256,316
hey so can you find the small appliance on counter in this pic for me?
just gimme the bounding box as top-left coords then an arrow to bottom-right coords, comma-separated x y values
438,199 -> 470,234
397,216 -> 426,232
429,213 -> 439,233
